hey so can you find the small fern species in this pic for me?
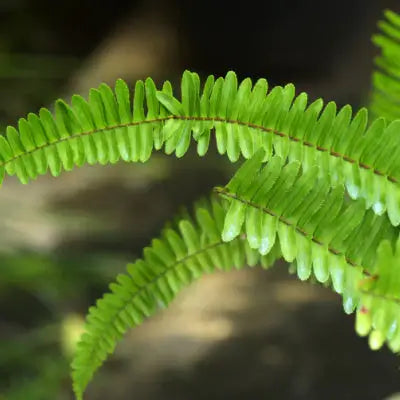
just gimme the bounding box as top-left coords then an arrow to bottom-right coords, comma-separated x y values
2,8 -> 400,399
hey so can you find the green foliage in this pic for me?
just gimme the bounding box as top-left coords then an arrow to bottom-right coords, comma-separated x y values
369,9 -> 400,121
356,236 -> 400,352
71,198 -> 280,399
217,151 -> 400,354
2,69 -> 400,225
2,8 -> 400,400
217,150 -> 396,311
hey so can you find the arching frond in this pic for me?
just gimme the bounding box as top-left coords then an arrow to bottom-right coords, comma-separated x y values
158,71 -> 400,226
216,150 -> 397,314
369,9 -> 400,121
71,197 -> 281,400
1,70 -> 400,225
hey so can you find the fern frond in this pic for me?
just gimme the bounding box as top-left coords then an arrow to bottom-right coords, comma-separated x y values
369,9 -> 400,121
71,196 -> 281,400
0,77 -> 170,183
216,150 -> 397,314
356,236 -> 400,352
2,70 -> 400,224
158,71 -> 400,226
1,4 -> 399,397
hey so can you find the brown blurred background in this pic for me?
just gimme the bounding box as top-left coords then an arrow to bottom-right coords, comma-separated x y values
1,0 -> 400,399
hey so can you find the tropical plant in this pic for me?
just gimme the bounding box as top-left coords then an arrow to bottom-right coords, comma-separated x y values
1,8 -> 400,400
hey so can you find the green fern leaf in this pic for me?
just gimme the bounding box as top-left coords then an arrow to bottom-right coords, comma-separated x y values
71,197 -> 281,399
356,236 -> 400,352
369,10 -> 400,121
0,69 -> 399,224
216,151 -> 398,313
0,6 -> 399,397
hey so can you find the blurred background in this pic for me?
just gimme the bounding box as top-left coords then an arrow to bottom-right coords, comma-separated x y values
1,0 -> 400,399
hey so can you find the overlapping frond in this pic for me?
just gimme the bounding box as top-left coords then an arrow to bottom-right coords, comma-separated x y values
216,150 -> 397,314
1,69 -> 400,225
356,236 -> 400,352
158,71 -> 400,226
369,9 -> 400,121
71,197 -> 281,400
